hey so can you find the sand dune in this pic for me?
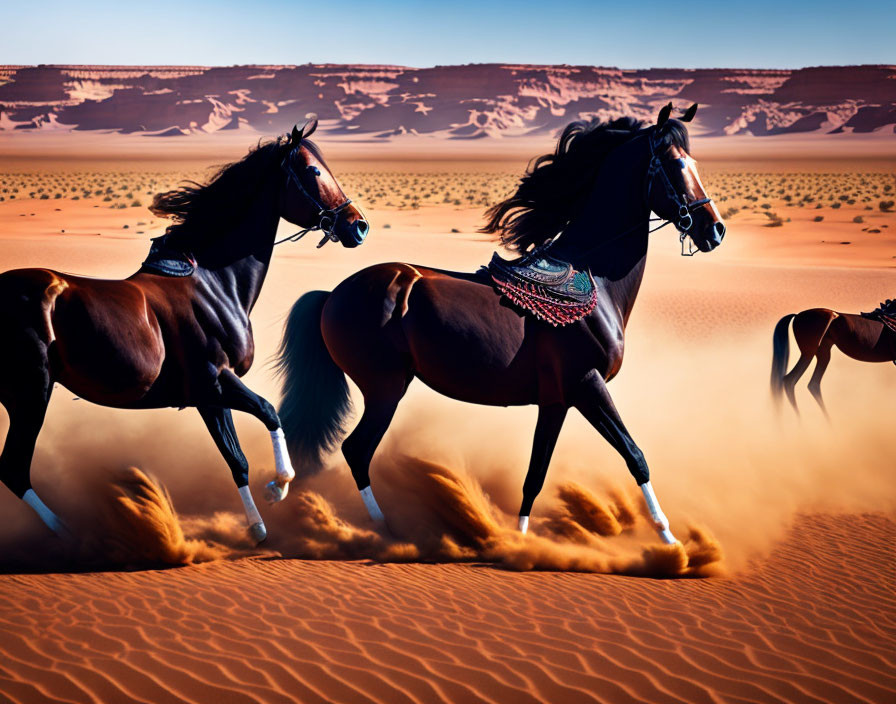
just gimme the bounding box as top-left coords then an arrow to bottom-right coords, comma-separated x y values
0,513 -> 892,704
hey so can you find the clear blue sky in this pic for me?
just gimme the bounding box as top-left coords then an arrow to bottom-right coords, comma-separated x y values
2,0 -> 892,68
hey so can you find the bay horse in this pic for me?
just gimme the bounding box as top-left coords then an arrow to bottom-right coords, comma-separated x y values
770,307 -> 896,416
277,103 -> 725,545
0,118 -> 368,543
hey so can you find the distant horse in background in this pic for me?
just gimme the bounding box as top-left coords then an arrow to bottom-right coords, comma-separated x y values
277,103 -> 726,545
0,118 -> 368,543
771,305 -> 896,416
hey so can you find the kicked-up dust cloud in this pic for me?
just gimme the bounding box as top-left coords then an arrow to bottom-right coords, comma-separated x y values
0,452 -> 721,576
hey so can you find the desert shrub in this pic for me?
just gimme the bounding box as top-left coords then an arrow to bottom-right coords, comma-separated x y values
853,216 -> 864,223
880,200 -> 894,212
813,216 -> 824,222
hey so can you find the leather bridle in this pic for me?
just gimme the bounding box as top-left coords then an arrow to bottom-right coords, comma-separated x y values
276,147 -> 354,248
646,129 -> 713,237
569,127 -> 717,260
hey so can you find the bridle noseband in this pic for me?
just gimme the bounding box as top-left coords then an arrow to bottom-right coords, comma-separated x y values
275,147 -> 354,248
646,130 -> 712,244
568,128 -> 716,260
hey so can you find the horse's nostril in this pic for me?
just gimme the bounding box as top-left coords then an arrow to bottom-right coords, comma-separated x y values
714,221 -> 726,241
356,220 -> 369,236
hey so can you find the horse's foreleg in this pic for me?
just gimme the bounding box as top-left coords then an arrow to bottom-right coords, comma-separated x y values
573,371 -> 676,544
215,370 -> 295,504
518,404 -> 567,534
198,406 -> 266,543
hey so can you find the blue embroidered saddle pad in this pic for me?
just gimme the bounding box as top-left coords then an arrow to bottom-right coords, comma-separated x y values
861,299 -> 896,334
140,235 -> 196,277
487,247 -> 597,326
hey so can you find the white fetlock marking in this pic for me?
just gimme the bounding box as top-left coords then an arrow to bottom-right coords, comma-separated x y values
518,515 -> 529,534
264,479 -> 289,504
660,528 -> 678,545
238,485 -> 263,526
270,428 -> 295,483
640,481 -> 675,541
23,489 -> 66,535
360,486 -> 384,522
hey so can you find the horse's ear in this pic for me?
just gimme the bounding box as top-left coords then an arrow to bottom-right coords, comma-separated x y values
302,114 -> 318,139
681,103 -> 698,122
290,124 -> 303,144
656,102 -> 673,128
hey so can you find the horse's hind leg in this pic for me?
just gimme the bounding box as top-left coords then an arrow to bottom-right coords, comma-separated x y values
342,376 -> 410,522
782,353 -> 813,414
198,405 -> 266,543
574,370 -> 676,544
785,309 -> 838,415
0,338 -> 65,535
215,370 -> 295,504
808,342 -> 833,419
518,404 -> 568,534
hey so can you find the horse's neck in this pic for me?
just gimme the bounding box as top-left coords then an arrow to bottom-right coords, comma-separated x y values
551,143 -> 651,329
600,247 -> 648,328
196,187 -> 280,314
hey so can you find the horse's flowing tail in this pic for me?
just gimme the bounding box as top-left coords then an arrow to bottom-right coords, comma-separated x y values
770,313 -> 795,402
275,291 -> 351,474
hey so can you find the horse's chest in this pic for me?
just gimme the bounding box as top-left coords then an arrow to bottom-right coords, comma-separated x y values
190,294 -> 254,372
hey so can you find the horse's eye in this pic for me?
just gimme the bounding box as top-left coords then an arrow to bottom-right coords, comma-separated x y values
308,166 -> 321,176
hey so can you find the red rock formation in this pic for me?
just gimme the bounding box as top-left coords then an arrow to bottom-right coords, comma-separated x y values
0,64 -> 893,137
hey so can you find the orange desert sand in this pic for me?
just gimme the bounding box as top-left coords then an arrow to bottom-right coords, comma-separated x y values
0,132 -> 893,703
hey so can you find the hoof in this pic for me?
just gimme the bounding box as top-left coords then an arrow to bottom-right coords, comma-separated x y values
249,521 -> 267,543
659,528 -> 677,545
518,515 -> 529,534
264,480 -> 289,504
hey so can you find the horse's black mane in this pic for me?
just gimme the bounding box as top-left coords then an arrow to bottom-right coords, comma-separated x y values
150,136 -> 323,250
482,116 -> 690,252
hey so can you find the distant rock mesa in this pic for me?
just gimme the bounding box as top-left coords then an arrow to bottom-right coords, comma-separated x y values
0,64 -> 893,138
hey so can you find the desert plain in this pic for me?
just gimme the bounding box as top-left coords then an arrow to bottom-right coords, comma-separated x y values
0,129 -> 894,704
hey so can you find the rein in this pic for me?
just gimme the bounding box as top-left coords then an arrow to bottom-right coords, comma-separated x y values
275,150 -> 354,248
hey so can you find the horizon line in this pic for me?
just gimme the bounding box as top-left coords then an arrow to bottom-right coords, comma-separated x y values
3,62 -> 894,72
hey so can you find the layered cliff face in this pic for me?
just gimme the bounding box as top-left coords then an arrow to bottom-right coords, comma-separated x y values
0,64 -> 893,138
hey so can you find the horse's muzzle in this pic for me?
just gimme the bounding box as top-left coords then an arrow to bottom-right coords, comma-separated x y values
339,218 -> 368,248
700,220 -> 726,251
348,219 -> 368,247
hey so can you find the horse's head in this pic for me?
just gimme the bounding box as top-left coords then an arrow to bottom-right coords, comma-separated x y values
278,117 -> 368,248
647,103 -> 725,254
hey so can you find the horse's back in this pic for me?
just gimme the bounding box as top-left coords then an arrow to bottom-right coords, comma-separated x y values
831,312 -> 895,362
792,307 -> 894,362
323,262 -> 538,405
